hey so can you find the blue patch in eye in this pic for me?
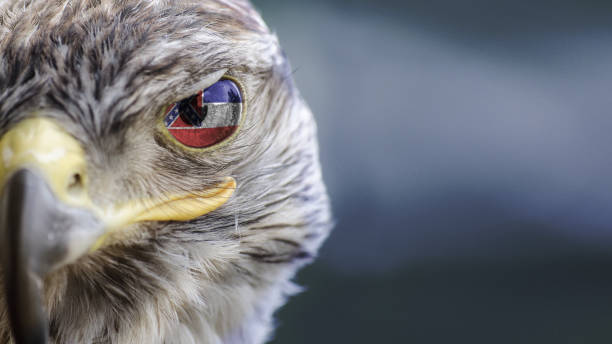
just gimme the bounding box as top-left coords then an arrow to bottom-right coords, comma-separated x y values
203,79 -> 242,103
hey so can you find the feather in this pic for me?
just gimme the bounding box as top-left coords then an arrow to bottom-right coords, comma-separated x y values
0,0 -> 332,342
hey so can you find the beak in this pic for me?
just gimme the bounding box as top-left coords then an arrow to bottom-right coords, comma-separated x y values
0,118 -> 235,343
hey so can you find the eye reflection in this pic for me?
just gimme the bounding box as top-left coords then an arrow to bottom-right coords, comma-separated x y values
164,78 -> 244,149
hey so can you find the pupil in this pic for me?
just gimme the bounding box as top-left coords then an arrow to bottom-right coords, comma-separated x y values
178,94 -> 207,126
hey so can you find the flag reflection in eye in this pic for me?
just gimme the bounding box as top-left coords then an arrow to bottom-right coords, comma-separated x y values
164,78 -> 243,148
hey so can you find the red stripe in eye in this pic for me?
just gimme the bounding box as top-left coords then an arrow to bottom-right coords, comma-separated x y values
168,126 -> 238,148
169,114 -> 191,128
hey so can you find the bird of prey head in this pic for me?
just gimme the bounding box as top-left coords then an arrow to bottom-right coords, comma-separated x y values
0,0 -> 332,343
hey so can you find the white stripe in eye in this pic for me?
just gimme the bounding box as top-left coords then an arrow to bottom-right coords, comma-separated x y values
169,103 -> 241,129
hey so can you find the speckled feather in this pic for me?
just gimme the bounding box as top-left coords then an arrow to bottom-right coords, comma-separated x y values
0,0 -> 332,343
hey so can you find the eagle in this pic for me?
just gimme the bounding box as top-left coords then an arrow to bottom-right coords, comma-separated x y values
0,0 -> 332,343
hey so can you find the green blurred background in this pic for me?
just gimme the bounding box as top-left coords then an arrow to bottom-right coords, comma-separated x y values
252,1 -> 612,342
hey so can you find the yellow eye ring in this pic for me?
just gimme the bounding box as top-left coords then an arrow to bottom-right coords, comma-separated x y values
158,75 -> 247,152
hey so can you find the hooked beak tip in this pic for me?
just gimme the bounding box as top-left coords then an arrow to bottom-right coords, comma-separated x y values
0,169 -> 103,344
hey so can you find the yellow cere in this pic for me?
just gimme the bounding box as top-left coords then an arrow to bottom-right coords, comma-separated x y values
0,117 -> 236,252
0,117 -> 91,208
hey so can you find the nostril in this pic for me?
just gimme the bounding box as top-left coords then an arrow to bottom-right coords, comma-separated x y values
66,172 -> 84,196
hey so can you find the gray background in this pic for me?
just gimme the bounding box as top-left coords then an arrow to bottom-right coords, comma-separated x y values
252,1 -> 612,342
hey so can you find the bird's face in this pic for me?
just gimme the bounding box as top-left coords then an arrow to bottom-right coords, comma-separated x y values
0,1 -> 331,343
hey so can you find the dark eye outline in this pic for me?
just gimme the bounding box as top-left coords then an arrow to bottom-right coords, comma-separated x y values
158,75 -> 247,152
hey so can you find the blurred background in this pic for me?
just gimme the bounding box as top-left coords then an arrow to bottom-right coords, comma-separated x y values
252,0 -> 612,342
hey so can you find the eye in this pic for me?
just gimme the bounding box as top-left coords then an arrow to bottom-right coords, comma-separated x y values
163,78 -> 244,149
